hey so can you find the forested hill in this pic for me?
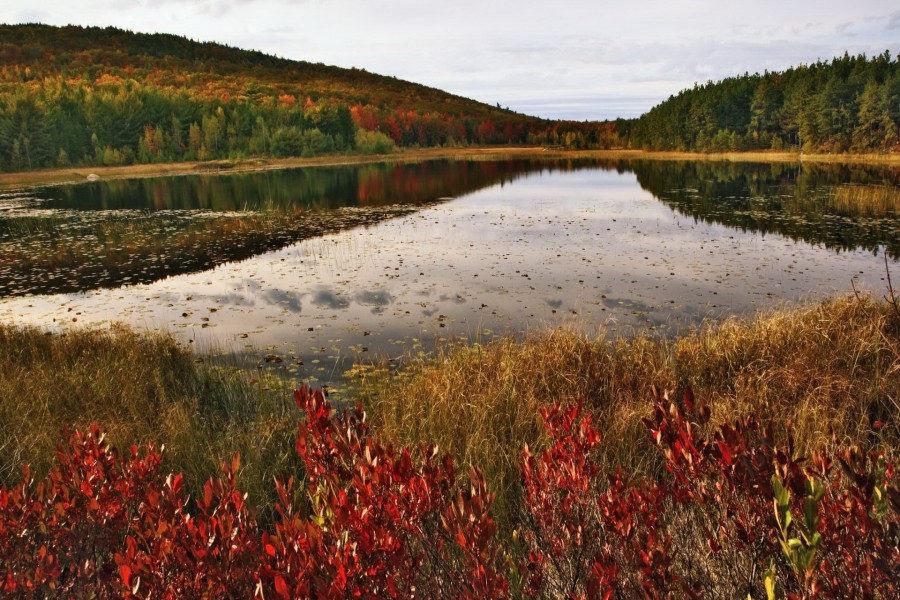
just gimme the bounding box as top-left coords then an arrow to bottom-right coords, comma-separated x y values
1,23 -> 513,120
624,51 -> 900,154
0,24 -> 614,171
2,25 -> 895,172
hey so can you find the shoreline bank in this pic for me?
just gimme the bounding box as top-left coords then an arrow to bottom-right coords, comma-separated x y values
2,146 -> 898,189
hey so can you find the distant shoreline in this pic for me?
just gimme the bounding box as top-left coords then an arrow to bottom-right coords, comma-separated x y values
2,146 -> 898,189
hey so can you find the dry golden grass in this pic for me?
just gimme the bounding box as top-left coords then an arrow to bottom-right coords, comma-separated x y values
577,149 -> 900,165
361,295 -> 900,530
0,323 -> 301,523
675,295 -> 900,451
829,184 -> 900,217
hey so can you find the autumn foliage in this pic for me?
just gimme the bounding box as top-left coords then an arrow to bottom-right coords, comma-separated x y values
0,24 -> 627,172
0,387 -> 507,598
520,388 -> 899,599
1,386 -> 897,598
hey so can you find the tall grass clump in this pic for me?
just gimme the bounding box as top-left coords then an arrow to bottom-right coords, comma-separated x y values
0,323 -> 300,524
829,183 -> 900,218
674,294 -> 900,452
359,327 -> 673,525
361,295 -> 900,531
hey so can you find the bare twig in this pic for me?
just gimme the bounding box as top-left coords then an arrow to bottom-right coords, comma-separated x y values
851,277 -> 864,304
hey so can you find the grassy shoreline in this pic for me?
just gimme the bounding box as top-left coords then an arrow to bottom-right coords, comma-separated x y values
360,294 -> 900,527
2,294 -> 897,530
1,146 -> 899,189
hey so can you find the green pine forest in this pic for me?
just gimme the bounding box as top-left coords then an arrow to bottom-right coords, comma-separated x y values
0,23 -> 897,172
624,50 -> 900,153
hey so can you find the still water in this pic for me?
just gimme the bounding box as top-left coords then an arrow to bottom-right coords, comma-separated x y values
1,158 -> 898,387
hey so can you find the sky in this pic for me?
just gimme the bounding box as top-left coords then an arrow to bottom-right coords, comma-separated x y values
5,1 -> 900,121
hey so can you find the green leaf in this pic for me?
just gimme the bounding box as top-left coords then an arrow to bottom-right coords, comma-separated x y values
764,560 -> 776,600
810,532 -> 822,548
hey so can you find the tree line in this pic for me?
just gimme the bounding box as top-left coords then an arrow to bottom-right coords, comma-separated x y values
0,79 -> 359,170
0,24 -> 897,172
623,51 -> 900,153
0,24 -> 555,171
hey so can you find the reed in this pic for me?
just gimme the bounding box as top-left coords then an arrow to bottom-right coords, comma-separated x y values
361,295 -> 900,530
829,183 -> 900,217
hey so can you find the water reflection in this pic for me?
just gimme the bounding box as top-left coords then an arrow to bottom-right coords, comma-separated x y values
261,289 -> 304,314
1,158 -> 898,391
0,160 -> 562,297
630,160 -> 900,257
356,290 -> 393,307
43,161 -> 542,212
312,289 -> 351,310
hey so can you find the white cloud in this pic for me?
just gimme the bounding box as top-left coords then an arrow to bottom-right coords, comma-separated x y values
888,11 -> 900,30
3,0 -> 898,120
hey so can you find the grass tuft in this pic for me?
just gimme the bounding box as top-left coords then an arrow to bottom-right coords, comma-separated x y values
361,295 -> 900,531
0,323 -> 301,524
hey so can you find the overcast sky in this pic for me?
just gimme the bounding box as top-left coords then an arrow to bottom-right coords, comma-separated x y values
6,1 -> 900,120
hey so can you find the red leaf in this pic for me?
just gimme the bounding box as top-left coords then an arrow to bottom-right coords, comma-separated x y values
274,575 -> 289,598
683,386 -> 695,412
716,440 -> 733,466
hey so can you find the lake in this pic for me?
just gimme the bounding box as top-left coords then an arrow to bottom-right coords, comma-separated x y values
2,158 -> 898,390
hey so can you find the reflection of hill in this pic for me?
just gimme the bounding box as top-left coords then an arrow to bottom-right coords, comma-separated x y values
0,159 -> 589,297
6,157 -> 897,298
630,160 -> 900,258
47,160 -> 535,211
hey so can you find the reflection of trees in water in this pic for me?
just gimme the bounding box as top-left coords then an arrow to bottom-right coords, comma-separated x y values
49,158 -> 615,212
5,157 -> 898,298
630,160 -> 900,258
1,159 -> 606,297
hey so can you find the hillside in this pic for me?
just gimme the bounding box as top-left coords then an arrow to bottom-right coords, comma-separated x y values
0,24 -> 517,120
0,24 -> 616,171
2,25 -> 896,173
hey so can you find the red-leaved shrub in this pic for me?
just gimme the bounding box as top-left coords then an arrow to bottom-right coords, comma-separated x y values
519,387 -> 899,599
1,385 -> 897,598
258,385 -> 508,598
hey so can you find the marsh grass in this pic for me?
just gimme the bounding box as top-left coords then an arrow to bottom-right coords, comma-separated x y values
676,295 -> 900,446
361,295 -> 900,531
0,323 -> 301,524
829,183 -> 900,218
3,294 -> 897,532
